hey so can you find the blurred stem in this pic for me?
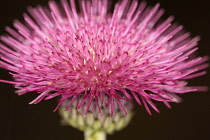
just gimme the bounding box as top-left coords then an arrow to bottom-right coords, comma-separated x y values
84,129 -> 106,140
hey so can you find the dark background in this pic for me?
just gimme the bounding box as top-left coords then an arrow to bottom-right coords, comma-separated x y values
0,0 -> 210,140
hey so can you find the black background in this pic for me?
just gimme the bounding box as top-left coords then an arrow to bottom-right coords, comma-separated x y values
0,0 -> 210,140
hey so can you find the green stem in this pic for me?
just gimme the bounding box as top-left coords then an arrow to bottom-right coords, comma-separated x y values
84,129 -> 106,140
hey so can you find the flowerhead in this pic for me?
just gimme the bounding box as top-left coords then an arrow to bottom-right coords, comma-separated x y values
0,0 -> 208,116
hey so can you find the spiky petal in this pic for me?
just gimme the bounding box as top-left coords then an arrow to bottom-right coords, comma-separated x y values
0,0 -> 208,115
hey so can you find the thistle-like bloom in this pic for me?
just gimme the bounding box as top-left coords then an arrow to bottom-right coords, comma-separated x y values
0,0 -> 208,116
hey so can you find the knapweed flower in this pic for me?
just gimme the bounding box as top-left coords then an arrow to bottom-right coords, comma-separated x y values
0,0 -> 208,116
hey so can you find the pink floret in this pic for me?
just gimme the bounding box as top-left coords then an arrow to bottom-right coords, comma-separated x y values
0,0 -> 208,116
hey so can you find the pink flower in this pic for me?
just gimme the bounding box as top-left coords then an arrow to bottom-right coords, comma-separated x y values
0,0 -> 208,116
